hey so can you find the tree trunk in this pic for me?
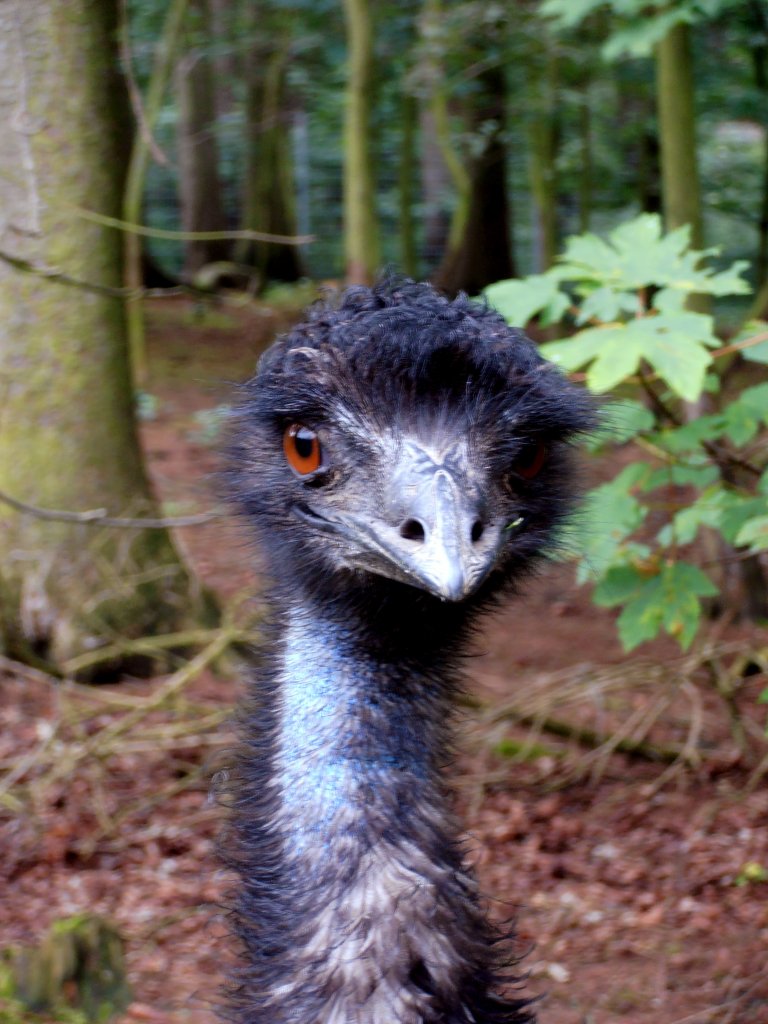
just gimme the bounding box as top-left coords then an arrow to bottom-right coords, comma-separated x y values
526,45 -> 559,273
342,0 -> 379,284
419,105 -> 452,273
0,0 -> 213,671
578,87 -> 593,234
655,22 -> 703,248
237,27 -> 303,284
123,0 -> 190,389
432,66 -> 514,296
399,91 -> 418,278
176,0 -> 229,280
656,22 -> 709,314
208,0 -> 238,123
419,0 -> 470,266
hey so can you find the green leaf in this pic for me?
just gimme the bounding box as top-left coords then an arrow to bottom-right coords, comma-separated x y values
720,496 -> 768,545
610,562 -> 718,651
744,340 -> 768,364
593,564 -> 647,607
735,514 -> 768,552
573,464 -> 651,579
483,274 -> 568,328
652,417 -> 724,454
555,213 -> 750,300
585,400 -> 655,450
603,9 -> 685,59
721,383 -> 768,444
656,487 -> 726,546
576,285 -> 639,325
639,326 -> 713,401
652,491 -> 763,548
539,0 -> 605,27
742,324 -> 768,363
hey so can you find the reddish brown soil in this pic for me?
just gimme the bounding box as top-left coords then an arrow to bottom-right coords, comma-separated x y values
1,297 -> 767,1024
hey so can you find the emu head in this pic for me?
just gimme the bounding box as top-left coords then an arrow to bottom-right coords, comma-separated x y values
231,282 -> 593,610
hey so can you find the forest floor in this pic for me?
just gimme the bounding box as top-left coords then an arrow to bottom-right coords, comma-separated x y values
1,295 -> 768,1024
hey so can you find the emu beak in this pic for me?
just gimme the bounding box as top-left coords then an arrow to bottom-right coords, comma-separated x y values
394,469 -> 482,601
337,465 -> 502,602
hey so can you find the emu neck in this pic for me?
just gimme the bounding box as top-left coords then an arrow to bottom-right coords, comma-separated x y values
275,597 -> 454,848
233,591 -> 528,1024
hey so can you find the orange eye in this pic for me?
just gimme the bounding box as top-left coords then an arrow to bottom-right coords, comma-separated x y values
515,440 -> 547,480
283,424 -> 322,477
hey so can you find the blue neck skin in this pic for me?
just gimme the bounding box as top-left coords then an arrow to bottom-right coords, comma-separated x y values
273,600 -> 448,849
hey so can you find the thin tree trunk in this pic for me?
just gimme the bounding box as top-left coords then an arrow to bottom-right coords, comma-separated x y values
176,0 -> 228,280
419,105 -> 452,272
208,0 -> 238,122
655,21 -> 703,249
578,88 -> 592,233
399,92 -> 418,278
420,0 -> 470,263
526,46 -> 559,272
432,67 -> 514,295
342,0 -> 379,284
0,0 -> 213,671
122,0 -> 190,388
238,29 -> 303,283
748,0 -> 768,286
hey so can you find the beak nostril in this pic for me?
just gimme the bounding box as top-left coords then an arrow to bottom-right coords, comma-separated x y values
470,520 -> 484,543
400,518 -> 426,543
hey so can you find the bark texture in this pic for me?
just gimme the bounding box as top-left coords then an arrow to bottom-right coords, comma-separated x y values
0,0 -> 212,669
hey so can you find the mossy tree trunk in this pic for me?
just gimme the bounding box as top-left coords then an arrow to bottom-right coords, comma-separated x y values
655,21 -> 703,250
342,0 -> 379,285
176,0 -> 229,280
0,0 -> 213,670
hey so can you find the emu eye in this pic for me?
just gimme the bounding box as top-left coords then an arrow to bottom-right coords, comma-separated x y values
283,424 -> 322,477
514,439 -> 548,480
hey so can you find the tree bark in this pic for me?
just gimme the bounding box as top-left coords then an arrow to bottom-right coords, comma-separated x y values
176,0 -> 229,280
0,0 -> 213,671
432,66 -> 514,296
342,0 -> 379,284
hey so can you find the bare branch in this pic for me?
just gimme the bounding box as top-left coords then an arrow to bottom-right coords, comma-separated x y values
0,486 -> 221,528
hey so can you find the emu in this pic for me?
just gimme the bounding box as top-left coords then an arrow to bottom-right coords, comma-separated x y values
226,280 -> 592,1024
